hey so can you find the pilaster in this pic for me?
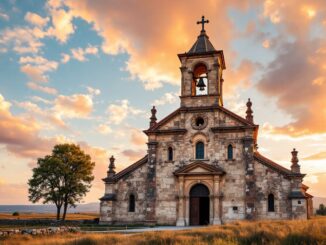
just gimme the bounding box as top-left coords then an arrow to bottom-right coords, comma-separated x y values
176,176 -> 186,226
243,136 -> 256,220
213,175 -> 221,224
145,141 -> 158,224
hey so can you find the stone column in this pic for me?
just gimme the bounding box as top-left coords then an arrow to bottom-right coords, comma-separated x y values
243,136 -> 256,220
185,195 -> 190,226
176,176 -> 186,226
145,141 -> 158,225
213,175 -> 221,224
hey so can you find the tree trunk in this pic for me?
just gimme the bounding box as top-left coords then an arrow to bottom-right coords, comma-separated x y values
62,198 -> 68,221
56,205 -> 61,220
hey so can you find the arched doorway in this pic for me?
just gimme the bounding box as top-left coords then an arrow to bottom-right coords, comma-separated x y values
189,183 -> 210,225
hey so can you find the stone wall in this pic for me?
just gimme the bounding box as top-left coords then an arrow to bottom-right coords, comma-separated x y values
153,109 -> 254,224
254,160 -> 292,219
102,163 -> 148,224
0,226 -> 79,237
101,103 -> 307,225
291,199 -> 307,219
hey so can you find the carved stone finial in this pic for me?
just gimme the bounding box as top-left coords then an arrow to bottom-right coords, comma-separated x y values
291,148 -> 300,173
108,155 -> 116,177
150,106 -> 157,128
246,98 -> 254,123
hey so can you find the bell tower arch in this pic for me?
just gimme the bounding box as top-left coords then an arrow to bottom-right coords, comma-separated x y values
178,16 -> 226,107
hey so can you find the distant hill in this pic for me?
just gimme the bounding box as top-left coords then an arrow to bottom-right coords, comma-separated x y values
0,202 -> 99,213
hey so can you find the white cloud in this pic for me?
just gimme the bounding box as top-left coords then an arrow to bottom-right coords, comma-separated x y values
54,94 -> 93,118
25,12 -> 49,27
61,53 -> 70,63
107,100 -> 144,124
97,124 -> 112,134
85,45 -> 98,55
153,92 -> 179,106
71,48 -> 86,61
47,8 -> 74,43
0,27 -> 44,54
19,56 -> 58,83
27,82 -> 58,95
86,86 -> 101,96
0,1 -> 76,55
71,45 -> 98,62
0,12 -> 9,21
30,96 -> 52,105
47,0 -> 63,9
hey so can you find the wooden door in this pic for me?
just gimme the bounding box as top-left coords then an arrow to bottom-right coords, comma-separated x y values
190,197 -> 200,225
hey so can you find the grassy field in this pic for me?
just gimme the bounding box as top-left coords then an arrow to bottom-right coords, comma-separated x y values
0,213 -> 98,220
0,217 -> 325,245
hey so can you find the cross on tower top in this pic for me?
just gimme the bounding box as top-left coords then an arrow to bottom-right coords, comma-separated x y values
197,16 -> 209,32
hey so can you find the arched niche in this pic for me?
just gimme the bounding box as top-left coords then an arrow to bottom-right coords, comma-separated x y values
192,63 -> 208,96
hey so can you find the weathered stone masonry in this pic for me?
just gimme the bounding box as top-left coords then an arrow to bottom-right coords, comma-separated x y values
100,17 -> 313,225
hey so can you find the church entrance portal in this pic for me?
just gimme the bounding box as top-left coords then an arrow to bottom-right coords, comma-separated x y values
189,184 -> 210,225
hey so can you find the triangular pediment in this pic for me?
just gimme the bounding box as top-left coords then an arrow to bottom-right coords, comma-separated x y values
174,161 -> 225,176
189,166 -> 207,173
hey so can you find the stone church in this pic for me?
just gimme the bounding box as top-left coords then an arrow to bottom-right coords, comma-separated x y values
100,17 -> 313,225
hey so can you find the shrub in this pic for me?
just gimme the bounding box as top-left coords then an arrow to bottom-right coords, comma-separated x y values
12,211 -> 19,216
316,204 -> 326,215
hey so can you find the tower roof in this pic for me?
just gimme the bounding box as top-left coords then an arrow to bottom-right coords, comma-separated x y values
188,16 -> 216,54
188,31 -> 216,54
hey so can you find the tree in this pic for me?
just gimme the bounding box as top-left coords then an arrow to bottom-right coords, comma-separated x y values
28,144 -> 95,221
316,203 -> 326,215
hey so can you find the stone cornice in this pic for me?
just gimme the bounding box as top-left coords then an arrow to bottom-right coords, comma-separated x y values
144,128 -> 187,135
211,125 -> 256,133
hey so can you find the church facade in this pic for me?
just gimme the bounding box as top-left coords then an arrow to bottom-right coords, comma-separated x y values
100,17 -> 313,226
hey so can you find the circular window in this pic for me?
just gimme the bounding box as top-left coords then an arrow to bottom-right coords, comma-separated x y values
196,117 -> 205,127
191,115 -> 208,130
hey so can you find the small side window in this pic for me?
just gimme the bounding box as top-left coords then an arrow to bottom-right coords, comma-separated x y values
129,194 -> 135,212
168,147 -> 173,161
227,144 -> 233,160
196,142 -> 205,159
268,194 -> 275,212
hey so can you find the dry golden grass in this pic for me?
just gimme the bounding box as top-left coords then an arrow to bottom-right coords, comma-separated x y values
1,218 -> 325,245
0,212 -> 98,220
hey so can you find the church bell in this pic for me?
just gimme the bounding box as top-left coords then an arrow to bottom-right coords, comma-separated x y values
196,77 -> 206,91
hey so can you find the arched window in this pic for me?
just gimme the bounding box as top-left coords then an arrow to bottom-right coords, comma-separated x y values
268,194 -> 275,212
196,141 -> 205,159
129,194 -> 135,212
192,64 -> 208,96
227,144 -> 233,160
168,147 -> 173,161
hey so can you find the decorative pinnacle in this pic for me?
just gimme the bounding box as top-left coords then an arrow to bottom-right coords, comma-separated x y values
291,148 -> 298,165
150,106 -> 157,128
197,16 -> 209,33
108,155 -> 116,176
291,148 -> 301,173
246,98 -> 254,123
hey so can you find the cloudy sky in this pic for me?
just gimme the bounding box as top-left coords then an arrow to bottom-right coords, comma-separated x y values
0,0 -> 325,204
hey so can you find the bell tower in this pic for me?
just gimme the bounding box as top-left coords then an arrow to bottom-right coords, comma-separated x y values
178,16 -> 226,107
